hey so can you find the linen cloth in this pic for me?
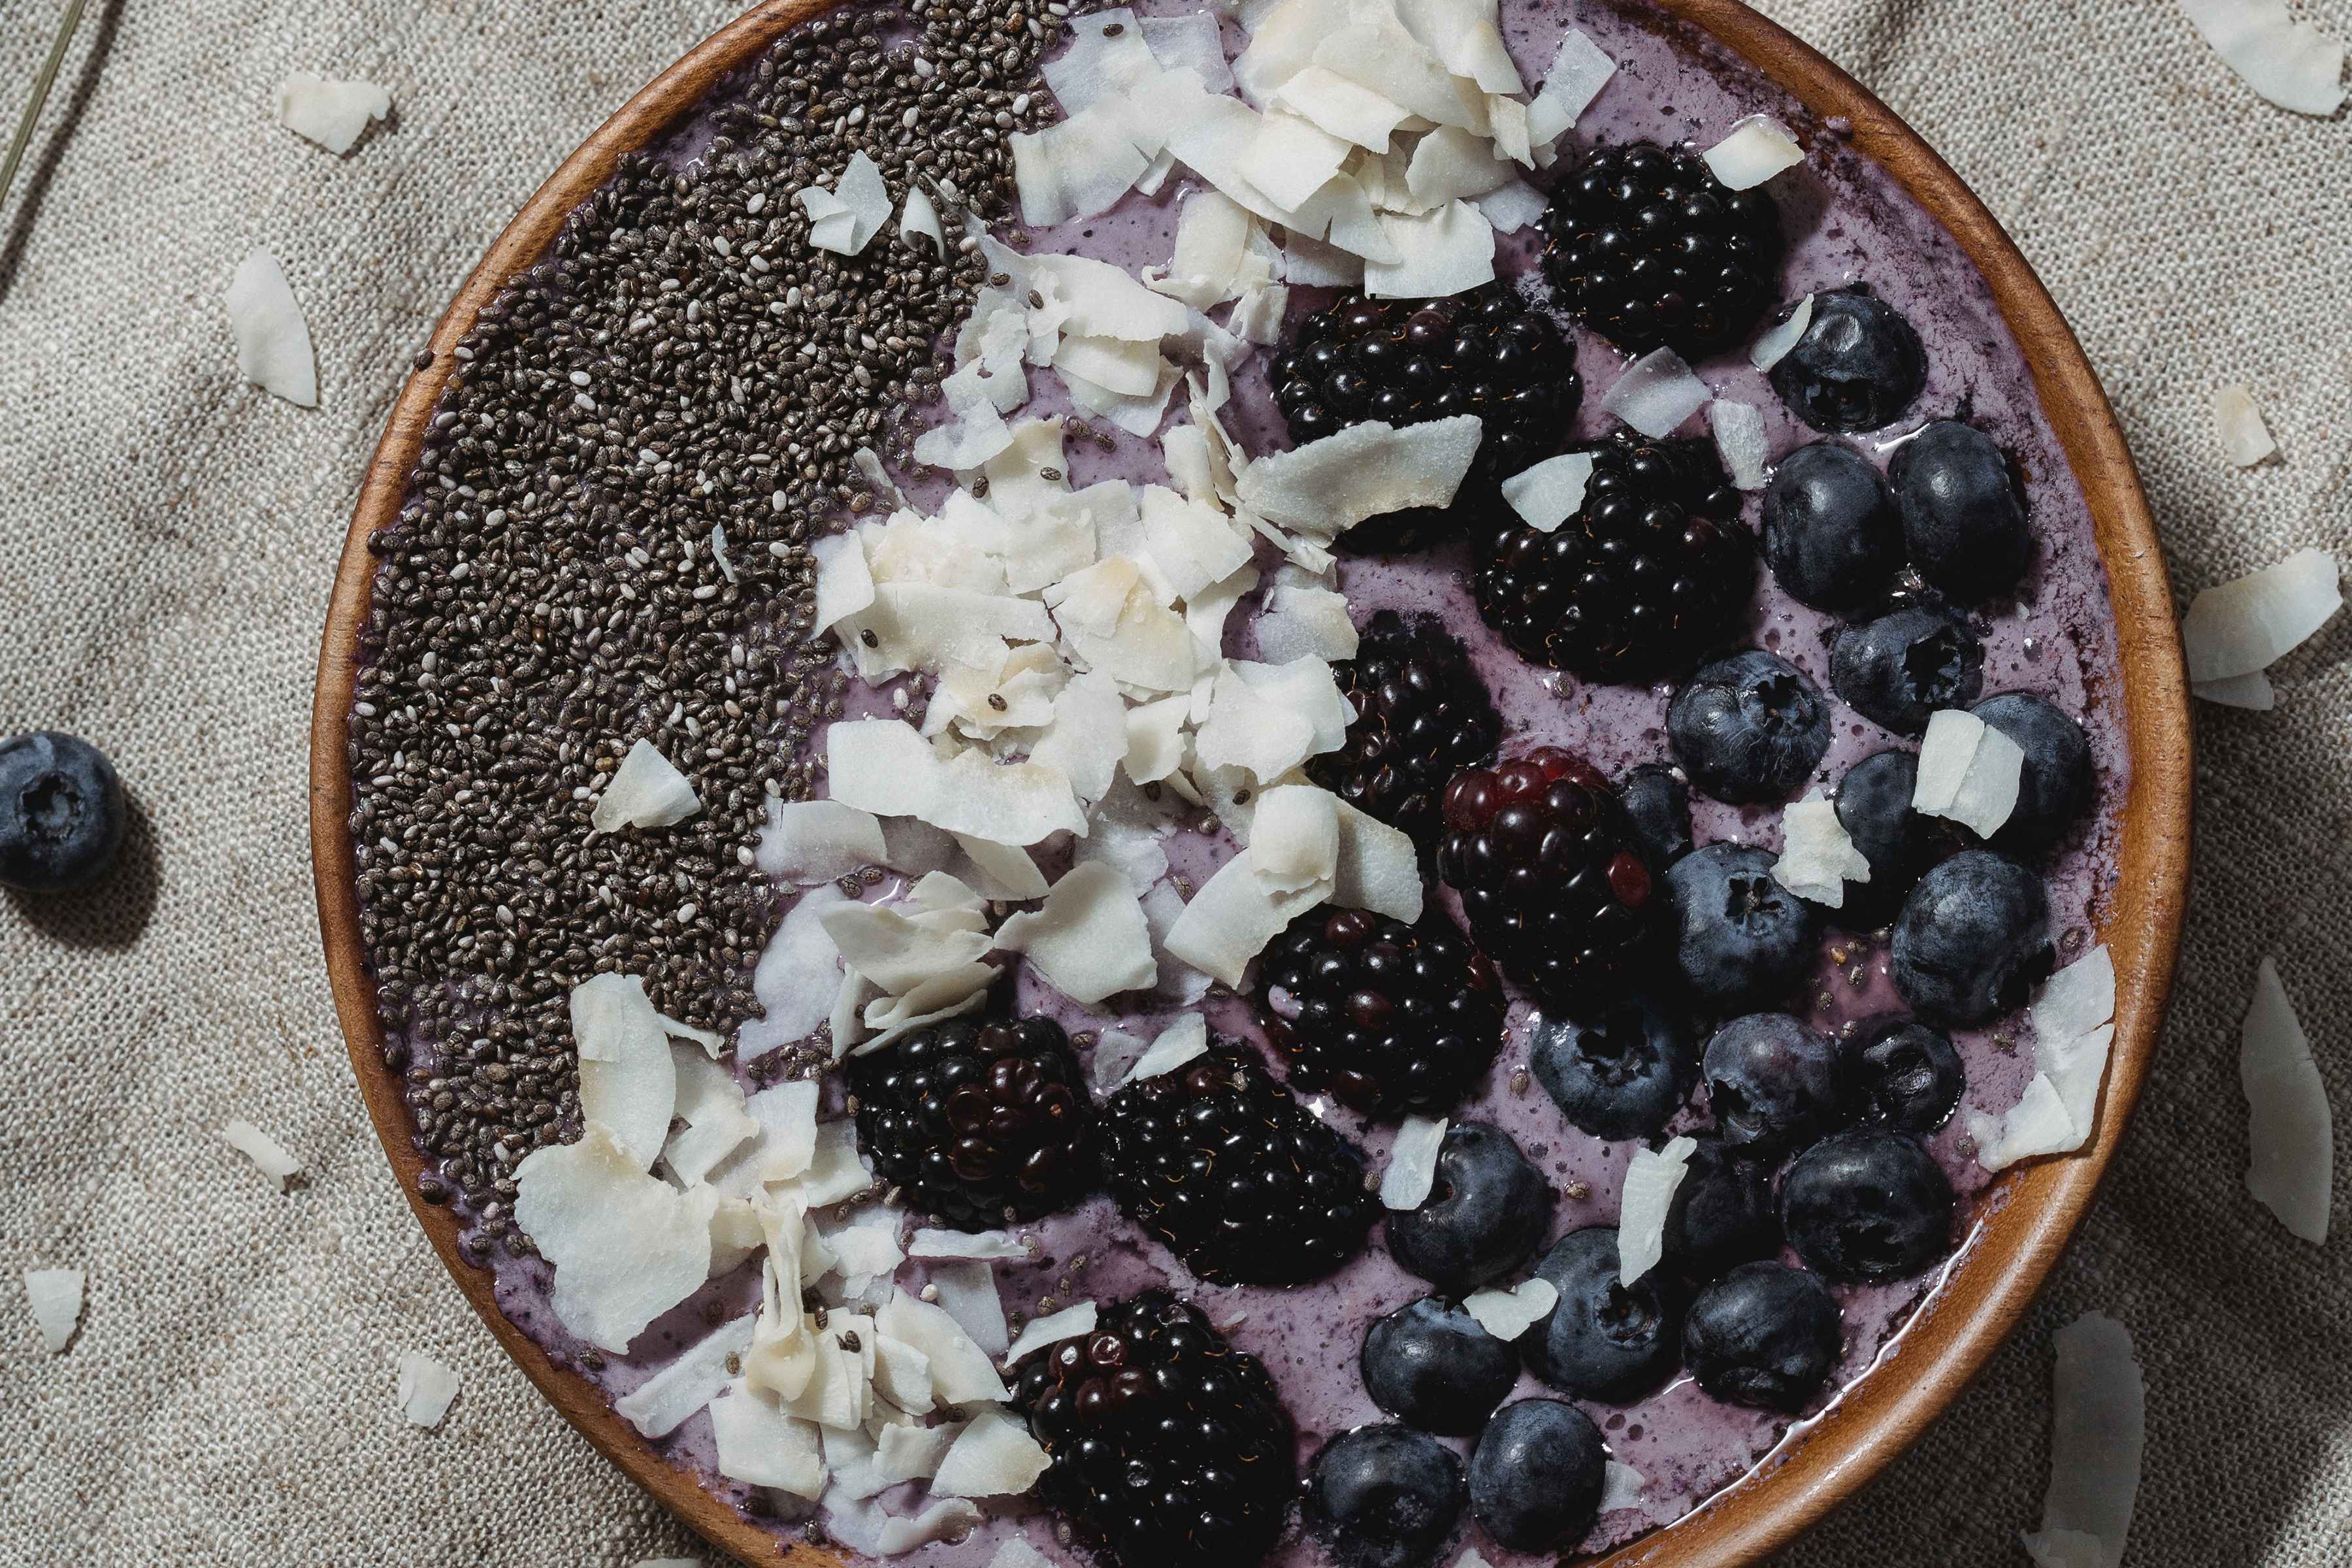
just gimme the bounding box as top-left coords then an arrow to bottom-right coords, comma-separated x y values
1,0 -> 2345,1562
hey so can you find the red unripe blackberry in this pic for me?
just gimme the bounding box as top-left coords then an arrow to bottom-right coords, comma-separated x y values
1306,610 -> 1501,851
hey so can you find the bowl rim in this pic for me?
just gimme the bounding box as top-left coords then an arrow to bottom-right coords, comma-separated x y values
306,1 -> 2193,1563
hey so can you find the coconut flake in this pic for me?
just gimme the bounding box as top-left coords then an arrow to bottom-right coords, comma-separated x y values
877,1289 -> 1011,1406
738,891 -> 847,1062
220,1120 -> 303,1188
1141,12 -> 1235,91
816,151 -> 894,255
1004,1301 -> 1102,1365
514,1126 -> 715,1352
579,1000 -> 679,1170
2023,1314 -> 2144,1568
2195,670 -> 2278,710
1600,348 -> 1711,437
1463,1277 -> 1558,1341
1256,581 -> 1361,662
1618,1135 -> 1696,1284
1526,29 -> 1617,145
757,799 -> 887,883
276,72 -> 391,154
1381,1117 -> 1449,1210
1164,847 -> 1331,987
995,862 -> 1158,1004
1772,789 -> 1871,908
928,1259 -> 1010,1357
1333,801 -> 1424,923
1500,452 -> 1595,532
227,250 -> 318,407
613,1316 -> 756,1438
1313,12 -> 1488,133
1396,0 -> 1525,94
2242,957 -> 2332,1243
2213,384 -> 2277,466
2179,0 -> 2347,115
1970,1073 -> 2088,1172
1271,65 -> 1413,150
1238,111 -> 1357,211
25,1268 -> 82,1354
1009,131 -> 1071,227
901,184 -> 945,253
874,1499 -> 985,1556
1710,400 -> 1771,491
1252,785 -> 1343,892
2181,547 -> 2342,682
709,1379 -> 828,1496
395,1351 -> 460,1430
1601,1460 -> 1647,1512
1702,114 -> 1805,190
1405,125 -> 1516,206
2034,946 -> 2117,1047
1473,178 -> 1549,234
1912,709 -> 2025,838
1122,1014 -> 1213,1088
1365,201 -> 1497,299
1237,416 -> 1482,539
1156,191 -> 1256,308
1750,295 -> 1814,372
909,1230 -> 1032,1262
592,738 -> 702,832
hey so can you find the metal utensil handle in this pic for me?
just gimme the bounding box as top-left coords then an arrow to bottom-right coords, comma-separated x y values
0,0 -> 93,214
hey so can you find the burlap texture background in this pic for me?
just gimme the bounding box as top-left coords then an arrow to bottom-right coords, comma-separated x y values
2,0 -> 2344,1561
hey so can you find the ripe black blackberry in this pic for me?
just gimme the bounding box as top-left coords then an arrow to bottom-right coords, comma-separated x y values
1014,1292 -> 1296,1568
847,1013 -> 1096,1231
1473,431 -> 1756,682
1102,1043 -> 1377,1284
1435,747 -> 1661,1013
1306,611 -> 1501,849
1269,286 -> 1580,551
1255,907 -> 1506,1118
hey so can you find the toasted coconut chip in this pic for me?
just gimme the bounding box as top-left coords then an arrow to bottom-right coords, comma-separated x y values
740,887 -> 847,1062
709,1379 -> 828,1496
996,861 -> 1158,1004
2243,957 -> 2332,1243
1141,12 -> 1234,91
1710,399 -> 1771,491
1315,12 -> 1488,133
1238,416 -> 1483,538
1618,1135 -> 1697,1284
757,798 -> 887,883
1527,28 -> 1617,145
1772,789 -> 1870,909
2034,946 -> 2117,1047
1501,451 -> 1595,532
226,249 -> 319,408
874,1499 -> 985,1556
2194,670 -> 2277,710
878,1289 -> 1011,1405
1703,114 -> 1804,190
580,1007 -> 678,1170
2212,384 -> 2277,466
1600,348 -> 1711,437
220,1120 -> 303,1188
592,738 -> 702,832
25,1267 -> 82,1354
932,1409 -> 1054,1497
1004,1301 -> 1102,1366
1254,784 -> 1343,892
276,72 -> 391,154
1166,847 -> 1333,986
515,1127 -> 715,1352
1381,1116 -> 1450,1209
1365,201 -> 1497,298
1407,125 -> 1516,205
614,1316 -> 757,1439
1157,191 -> 1256,308
1750,294 -> 1815,372
2182,547 -> 2342,682
1333,801 -> 1423,923
910,1230 -> 1031,1262
1272,64 -> 1414,150
2025,1313 -> 2144,1568
1912,708 -> 2025,838
2180,0 -> 2346,114
1463,1277 -> 1558,1341
394,1350 -> 461,1431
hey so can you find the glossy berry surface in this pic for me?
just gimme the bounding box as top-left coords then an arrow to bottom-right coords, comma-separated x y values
1843,1016 -> 1966,1132
1384,1122 -> 1554,1294
1308,611 -> 1502,851
1360,1296 -> 1522,1436
1522,1226 -> 1682,1403
1701,1012 -> 1848,1154
1682,1261 -> 1844,1411
849,1013 -> 1096,1230
1474,432 -> 1755,683
1830,605 -> 1985,737
0,732 -> 127,893
1889,849 -> 2054,1024
1667,650 -> 1834,805
1761,441 -> 1904,610
1766,287 -> 1927,433
1541,140 -> 1784,355
1102,1045 -> 1377,1284
1255,907 -> 1505,1119
1529,992 -> 1699,1141
1781,1128 -> 1955,1283
1662,1136 -> 1782,1281
1435,747 -> 1660,1013
1303,1424 -> 1467,1568
1972,692 -> 2093,857
1621,761 -> 1694,868
1013,1292 -> 1294,1568
1831,749 -> 1965,931
1663,842 -> 1823,1013
1890,421 -> 2032,601
1468,1399 -> 1607,1551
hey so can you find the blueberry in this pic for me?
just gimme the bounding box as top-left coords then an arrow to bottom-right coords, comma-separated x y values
1831,749 -> 1965,930
1663,843 -> 1824,1013
1767,287 -> 1927,433
1522,1227 -> 1680,1403
1889,849 -> 2053,1024
1761,443 -> 1903,610
1781,1128 -> 1955,1282
1386,1122 -> 1554,1294
1362,1297 -> 1521,1436
1622,762 -> 1693,868
1682,1261 -> 1844,1411
1971,693 -> 2091,857
1702,1013 -> 1847,1153
1842,1016 -> 1965,1132
1829,605 -> 1985,737
0,732 -> 127,893
1468,1399 -> 1607,1550
1304,1424 -> 1467,1568
1668,651 -> 1833,805
1890,421 -> 2031,602
1663,1135 -> 1781,1281
1529,992 -> 1699,1141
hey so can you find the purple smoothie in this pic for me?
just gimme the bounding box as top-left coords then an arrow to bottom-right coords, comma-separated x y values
425,0 -> 2129,1562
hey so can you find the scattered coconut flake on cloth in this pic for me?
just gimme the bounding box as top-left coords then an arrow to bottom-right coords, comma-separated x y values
592,738 -> 703,831
1380,1116 -> 1448,1210
227,250 -> 318,407
2242,957 -> 2332,1243
2178,0 -> 2347,115
2182,546 -> 2341,686
2023,1313 -> 2144,1568
24,1267 -> 83,1353
1617,1136 -> 1695,1284
395,1351 -> 460,1429
1701,115 -> 1803,190
1599,349 -> 1710,437
2213,384 -> 2278,466
276,72 -> 391,154
220,1120 -> 303,1188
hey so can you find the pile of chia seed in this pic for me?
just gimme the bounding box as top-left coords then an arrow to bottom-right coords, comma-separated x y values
344,0 -> 1073,1248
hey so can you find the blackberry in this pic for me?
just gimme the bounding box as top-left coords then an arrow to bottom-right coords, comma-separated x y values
1256,907 -> 1505,1118
1269,286 -> 1580,552
1014,1292 -> 1295,1568
847,1013 -> 1097,1231
1435,747 -> 1659,1012
1473,431 -> 1756,683
1307,611 -> 1502,849
1102,1044 -> 1379,1284
1541,140 -> 1784,355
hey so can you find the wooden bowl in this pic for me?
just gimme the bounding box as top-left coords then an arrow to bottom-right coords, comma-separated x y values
308,1 -> 2193,1563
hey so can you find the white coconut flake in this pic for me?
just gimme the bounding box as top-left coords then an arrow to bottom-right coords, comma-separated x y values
614,1316 -> 755,1438
757,799 -> 887,883
1771,789 -> 1870,908
1618,1135 -> 1695,1284
227,250 -> 318,408
25,1268 -> 83,1354
2242,957 -> 2332,1243
830,152 -> 895,254
2023,1313 -> 2144,1568
395,1351 -> 460,1430
1601,1460 -> 1647,1512
1238,416 -> 1482,540
1365,201 -> 1497,299
1271,65 -> 1414,150
1710,400 -> 1771,491
1395,0 -> 1524,94
1500,452 -> 1595,532
2181,547 -> 2342,682
1122,1014 -> 1212,1088
1312,10 -> 1488,133
2034,946 -> 2117,1047
927,1259 -> 1010,1358
900,184 -> 945,253
514,1126 -> 715,1352
995,861 -> 1158,1004
2213,384 -> 2278,466
1156,191 -> 1256,308
220,1120 -> 303,1188
1463,1277 -> 1558,1341
877,1290 -> 1010,1406
1970,1073 -> 2088,1173
2195,670 -> 2278,710
1526,29 -> 1617,145
592,738 -> 702,832
2179,0 -> 2347,115
1473,178 -> 1549,234
909,1229 -> 1031,1262
874,1499 -> 985,1556
579,1002 -> 679,1170
276,72 -> 391,154
1405,125 -> 1516,206
1912,709 -> 2025,838
709,1379 -> 828,1497
1750,295 -> 1814,372
1333,801 -> 1424,923
738,891 -> 847,1062
1141,12 -> 1235,91
1702,114 -> 1804,190
1164,847 -> 1331,987
1381,1117 -> 1449,1210
1252,785 -> 1343,892
1600,348 -> 1711,438
1004,1301 -> 1101,1365
1239,112 -> 1357,210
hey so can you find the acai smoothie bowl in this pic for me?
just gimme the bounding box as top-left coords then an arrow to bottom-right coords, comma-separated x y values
308,0 -> 2190,1564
